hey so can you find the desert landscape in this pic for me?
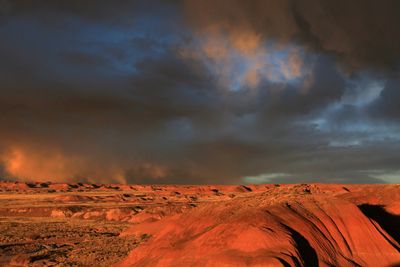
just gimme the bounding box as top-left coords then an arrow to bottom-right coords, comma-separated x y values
0,181 -> 399,266
2,1 -> 400,266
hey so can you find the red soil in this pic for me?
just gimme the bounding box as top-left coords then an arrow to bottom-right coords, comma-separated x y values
117,184 -> 400,267
1,182 -> 400,266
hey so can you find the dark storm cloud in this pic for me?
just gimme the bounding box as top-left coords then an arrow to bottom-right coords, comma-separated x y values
2,0 -> 400,69
184,0 -> 400,71
368,72 -> 400,120
0,0 -> 139,22
62,51 -> 109,67
258,55 -> 345,119
0,1 -> 400,184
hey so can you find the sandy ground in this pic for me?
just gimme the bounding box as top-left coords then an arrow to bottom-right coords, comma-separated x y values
0,217 -> 144,266
0,182 -> 245,266
0,182 -> 400,266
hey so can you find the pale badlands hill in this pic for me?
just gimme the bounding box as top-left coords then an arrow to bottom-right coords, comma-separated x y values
0,182 -> 399,266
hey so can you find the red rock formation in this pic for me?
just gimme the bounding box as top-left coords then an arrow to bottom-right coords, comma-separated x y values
1,182 -> 400,266
117,185 -> 400,267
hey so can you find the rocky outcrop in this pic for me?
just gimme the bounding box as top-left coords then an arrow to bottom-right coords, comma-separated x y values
1,182 -> 400,266
117,185 -> 400,267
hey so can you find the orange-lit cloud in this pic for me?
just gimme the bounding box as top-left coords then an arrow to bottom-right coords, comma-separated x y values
182,28 -> 307,91
0,144 -> 179,184
0,145 -> 121,183
1,146 -> 106,183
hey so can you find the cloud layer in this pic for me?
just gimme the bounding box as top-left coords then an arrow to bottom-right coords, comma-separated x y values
0,0 -> 400,184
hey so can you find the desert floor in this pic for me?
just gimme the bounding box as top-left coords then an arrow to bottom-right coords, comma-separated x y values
0,182 -> 400,266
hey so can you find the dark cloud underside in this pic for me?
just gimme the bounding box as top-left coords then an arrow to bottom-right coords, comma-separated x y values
0,0 -> 399,184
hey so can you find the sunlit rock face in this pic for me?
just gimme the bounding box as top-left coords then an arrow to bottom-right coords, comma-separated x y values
115,184 -> 400,267
1,182 -> 400,266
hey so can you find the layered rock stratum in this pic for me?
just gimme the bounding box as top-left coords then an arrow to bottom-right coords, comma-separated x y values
0,181 -> 399,266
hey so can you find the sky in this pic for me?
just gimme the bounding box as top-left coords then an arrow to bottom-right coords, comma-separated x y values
1,0 -> 400,184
